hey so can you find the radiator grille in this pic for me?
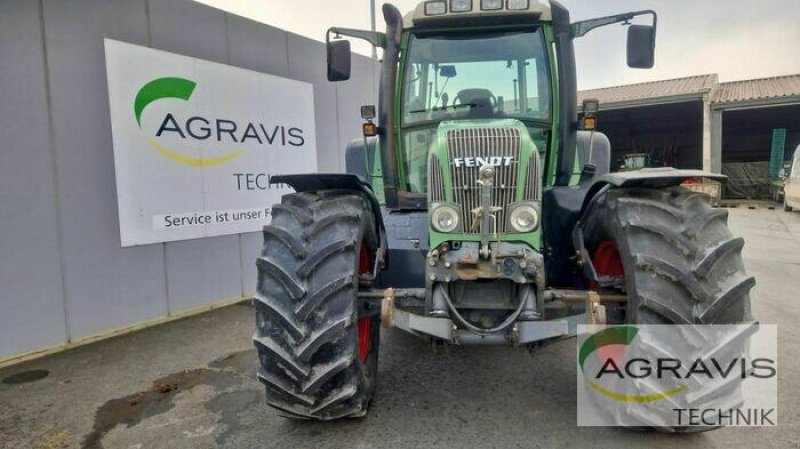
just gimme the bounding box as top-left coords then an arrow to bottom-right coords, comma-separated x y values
428,155 -> 445,203
524,150 -> 542,201
446,128 -> 521,234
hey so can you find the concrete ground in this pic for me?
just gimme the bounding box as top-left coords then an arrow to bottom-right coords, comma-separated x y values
1,208 -> 799,449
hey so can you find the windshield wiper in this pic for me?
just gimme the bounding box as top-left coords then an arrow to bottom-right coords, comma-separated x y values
407,103 -> 476,115
516,117 -> 553,128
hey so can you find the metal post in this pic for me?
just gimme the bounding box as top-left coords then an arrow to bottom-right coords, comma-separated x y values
711,110 -> 723,174
370,0 -> 377,60
702,93 -> 713,172
370,0 -> 378,103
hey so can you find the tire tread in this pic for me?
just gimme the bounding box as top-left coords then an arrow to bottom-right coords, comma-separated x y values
253,190 -> 377,420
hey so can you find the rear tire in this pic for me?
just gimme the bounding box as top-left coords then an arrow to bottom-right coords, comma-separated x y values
253,190 -> 379,420
583,187 -> 755,432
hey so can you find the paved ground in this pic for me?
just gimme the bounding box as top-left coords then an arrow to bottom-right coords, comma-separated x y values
1,208 -> 799,449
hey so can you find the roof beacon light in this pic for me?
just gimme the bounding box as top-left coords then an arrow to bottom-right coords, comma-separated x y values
481,0 -> 503,10
424,1 -> 447,15
450,0 -> 473,13
506,0 -> 529,10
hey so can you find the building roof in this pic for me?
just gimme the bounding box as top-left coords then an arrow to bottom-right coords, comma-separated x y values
578,73 -> 800,110
716,74 -> 800,105
578,74 -> 718,109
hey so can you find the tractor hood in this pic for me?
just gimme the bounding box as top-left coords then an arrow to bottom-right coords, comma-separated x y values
426,119 -> 543,249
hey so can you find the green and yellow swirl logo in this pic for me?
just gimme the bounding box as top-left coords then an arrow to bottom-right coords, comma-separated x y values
134,77 -> 244,167
579,326 -> 688,403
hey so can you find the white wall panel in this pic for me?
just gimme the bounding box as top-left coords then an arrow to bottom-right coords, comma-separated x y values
42,0 -> 169,340
0,0 -> 376,361
0,0 -> 68,358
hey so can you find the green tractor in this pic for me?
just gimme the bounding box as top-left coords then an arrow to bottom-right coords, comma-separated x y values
253,0 -> 753,429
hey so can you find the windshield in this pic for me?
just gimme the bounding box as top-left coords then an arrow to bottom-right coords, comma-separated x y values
402,29 -> 552,126
399,29 -> 552,193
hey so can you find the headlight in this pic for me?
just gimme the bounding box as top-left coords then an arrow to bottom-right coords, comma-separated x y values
481,0 -> 503,10
509,204 -> 539,233
506,0 -> 529,10
431,204 -> 461,233
424,1 -> 447,15
450,0 -> 473,13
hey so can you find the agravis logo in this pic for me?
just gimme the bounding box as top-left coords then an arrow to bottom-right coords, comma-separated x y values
579,326 -> 688,403
577,324 -> 778,428
134,77 -> 245,167
106,38 -> 318,246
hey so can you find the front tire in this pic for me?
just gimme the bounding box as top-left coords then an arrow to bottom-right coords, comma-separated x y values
583,187 -> 755,432
253,190 -> 379,420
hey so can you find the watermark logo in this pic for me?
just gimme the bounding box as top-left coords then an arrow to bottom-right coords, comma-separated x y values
579,326 -> 689,403
577,324 -> 777,427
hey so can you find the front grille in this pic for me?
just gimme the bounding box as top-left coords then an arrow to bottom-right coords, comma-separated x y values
446,128 -> 521,234
524,150 -> 542,201
428,154 -> 445,203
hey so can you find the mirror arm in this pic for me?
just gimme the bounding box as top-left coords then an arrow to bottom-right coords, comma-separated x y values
570,10 -> 657,38
326,27 -> 386,49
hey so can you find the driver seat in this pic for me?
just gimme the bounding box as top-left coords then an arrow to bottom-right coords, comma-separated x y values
456,88 -> 495,119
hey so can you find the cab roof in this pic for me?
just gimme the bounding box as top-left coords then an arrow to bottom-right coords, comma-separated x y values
403,0 -> 552,29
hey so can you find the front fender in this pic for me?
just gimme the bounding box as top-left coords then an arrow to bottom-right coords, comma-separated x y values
270,173 -> 385,253
580,168 -> 726,213
574,168 -> 726,283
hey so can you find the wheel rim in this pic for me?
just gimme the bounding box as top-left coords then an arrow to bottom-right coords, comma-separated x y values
357,244 -> 371,363
357,318 -> 371,362
592,241 -> 627,323
592,241 -> 625,281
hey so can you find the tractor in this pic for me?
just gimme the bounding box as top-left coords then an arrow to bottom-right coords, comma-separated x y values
252,0 -> 754,430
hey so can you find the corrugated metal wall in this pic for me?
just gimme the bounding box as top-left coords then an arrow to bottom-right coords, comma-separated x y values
0,0 -> 376,361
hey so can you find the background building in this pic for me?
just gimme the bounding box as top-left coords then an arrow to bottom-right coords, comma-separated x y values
579,74 -> 800,198
0,0 -> 375,364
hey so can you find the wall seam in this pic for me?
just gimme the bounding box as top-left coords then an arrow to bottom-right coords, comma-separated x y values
222,12 -> 246,297
284,31 -> 291,75
144,0 -> 152,47
238,235 -> 246,296
37,0 -> 71,342
223,13 -> 232,65
162,243 -> 171,316
145,0 -> 171,316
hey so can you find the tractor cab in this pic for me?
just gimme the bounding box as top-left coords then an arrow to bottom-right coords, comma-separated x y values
327,0 -> 657,211
326,0 -> 658,290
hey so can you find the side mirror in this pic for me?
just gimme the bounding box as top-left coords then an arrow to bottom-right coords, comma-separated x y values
627,25 -> 656,69
327,40 -> 352,82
